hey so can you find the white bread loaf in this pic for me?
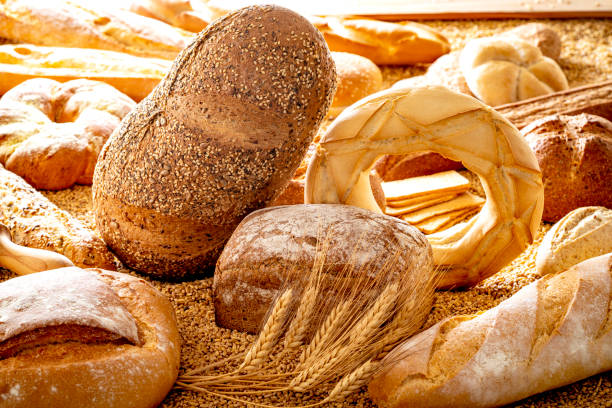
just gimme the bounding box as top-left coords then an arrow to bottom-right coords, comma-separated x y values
369,253 -> 612,408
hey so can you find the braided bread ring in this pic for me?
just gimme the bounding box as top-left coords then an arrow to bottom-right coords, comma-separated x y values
305,86 -> 544,288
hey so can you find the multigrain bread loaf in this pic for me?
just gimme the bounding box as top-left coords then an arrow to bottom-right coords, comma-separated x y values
0,44 -> 171,101
311,16 -> 450,65
329,52 -> 382,117
369,253 -> 612,408
0,165 -> 115,270
0,78 -> 135,190
213,204 -> 433,334
523,113 -> 612,222
93,5 -> 336,278
536,206 -> 612,276
0,267 -> 180,408
0,0 -> 193,59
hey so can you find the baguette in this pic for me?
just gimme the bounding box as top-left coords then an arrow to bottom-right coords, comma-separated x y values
0,44 -> 171,101
369,253 -> 612,408
0,165 -> 115,270
0,0 -> 193,59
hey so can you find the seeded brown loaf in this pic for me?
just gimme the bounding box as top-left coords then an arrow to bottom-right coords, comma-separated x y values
93,5 -> 336,278
369,253 -> 612,408
0,267 -> 180,408
213,204 -> 433,334
523,113 -> 612,222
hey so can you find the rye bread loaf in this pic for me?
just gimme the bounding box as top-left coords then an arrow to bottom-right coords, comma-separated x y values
523,113 -> 612,222
213,204 -> 433,334
92,5 -> 336,278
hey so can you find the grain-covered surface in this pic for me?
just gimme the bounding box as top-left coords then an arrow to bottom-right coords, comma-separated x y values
1,18 -> 611,407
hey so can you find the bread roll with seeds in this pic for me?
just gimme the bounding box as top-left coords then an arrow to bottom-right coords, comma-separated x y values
93,5 -> 336,278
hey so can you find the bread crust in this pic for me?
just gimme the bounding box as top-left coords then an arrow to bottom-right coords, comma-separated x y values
0,267 -> 181,408
93,5 -> 336,278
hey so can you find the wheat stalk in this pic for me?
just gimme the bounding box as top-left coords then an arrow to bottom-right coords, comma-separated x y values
240,289 -> 294,372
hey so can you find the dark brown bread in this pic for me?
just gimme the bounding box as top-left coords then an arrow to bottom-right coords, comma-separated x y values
373,151 -> 463,181
93,5 -> 336,278
213,204 -> 433,334
523,113 -> 612,222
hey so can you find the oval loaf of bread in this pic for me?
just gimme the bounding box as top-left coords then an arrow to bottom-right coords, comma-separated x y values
93,5 -> 336,278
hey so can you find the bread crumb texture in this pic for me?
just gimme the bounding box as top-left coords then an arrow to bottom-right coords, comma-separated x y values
1,17 -> 611,408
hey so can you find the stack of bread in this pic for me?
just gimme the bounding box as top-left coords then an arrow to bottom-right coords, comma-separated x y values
0,1 -> 610,407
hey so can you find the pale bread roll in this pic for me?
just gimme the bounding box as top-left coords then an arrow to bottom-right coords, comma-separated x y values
536,206 -> 612,276
329,52 -> 382,117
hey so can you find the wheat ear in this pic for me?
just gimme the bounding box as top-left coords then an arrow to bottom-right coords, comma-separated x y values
290,346 -> 344,392
240,289 -> 294,372
283,283 -> 318,351
324,359 -> 380,402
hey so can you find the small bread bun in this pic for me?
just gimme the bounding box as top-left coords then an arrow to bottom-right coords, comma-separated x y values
329,52 -> 382,117
503,23 -> 562,62
0,267 -> 180,408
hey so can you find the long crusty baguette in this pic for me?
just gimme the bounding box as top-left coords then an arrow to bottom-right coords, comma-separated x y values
0,44 -> 171,101
369,253 -> 612,408
0,165 -> 115,270
0,0 -> 193,59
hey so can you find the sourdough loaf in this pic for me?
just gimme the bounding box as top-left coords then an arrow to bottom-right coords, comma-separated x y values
93,5 -> 336,278
369,253 -> 612,408
523,113 -> 612,222
0,267 -> 180,408
213,204 -> 433,334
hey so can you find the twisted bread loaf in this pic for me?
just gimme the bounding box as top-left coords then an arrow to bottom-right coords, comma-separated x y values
0,78 -> 135,190
369,253 -> 612,408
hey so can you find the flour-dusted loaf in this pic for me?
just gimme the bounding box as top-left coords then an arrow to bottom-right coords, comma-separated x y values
369,253 -> 612,408
93,5 -> 336,278
523,113 -> 612,222
213,204 -> 433,334
0,267 -> 180,408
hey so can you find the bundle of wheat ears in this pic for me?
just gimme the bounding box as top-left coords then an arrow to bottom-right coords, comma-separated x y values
176,232 -> 438,406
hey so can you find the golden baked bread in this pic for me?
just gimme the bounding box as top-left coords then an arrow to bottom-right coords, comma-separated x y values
460,37 -> 568,106
305,86 -> 543,288
503,23 -> 562,62
0,78 -> 135,190
522,113 -> 612,222
213,204 -> 433,334
0,165 -> 116,270
0,0 -> 193,59
0,267 -> 180,408
536,206 -> 612,276
0,44 -> 171,101
311,16 -> 450,65
93,5 -> 336,278
329,52 -> 382,117
130,0 -> 210,32
369,253 -> 612,408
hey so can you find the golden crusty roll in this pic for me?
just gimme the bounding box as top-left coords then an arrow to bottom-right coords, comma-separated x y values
93,5 -> 336,278
369,253 -> 612,408
130,0 -> 211,32
0,44 -> 171,101
305,86 -> 543,288
460,37 -> 568,106
329,52 -> 382,117
523,113 -> 612,222
0,78 -> 135,190
536,206 -> 612,276
0,267 -> 180,408
311,16 -> 450,65
0,165 -> 116,270
0,0 -> 193,59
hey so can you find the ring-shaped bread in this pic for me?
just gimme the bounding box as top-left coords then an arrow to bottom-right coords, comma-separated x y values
305,86 -> 544,288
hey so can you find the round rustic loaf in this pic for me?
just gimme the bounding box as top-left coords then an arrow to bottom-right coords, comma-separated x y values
92,5 -> 336,278
523,113 -> 612,222
213,204 -> 433,334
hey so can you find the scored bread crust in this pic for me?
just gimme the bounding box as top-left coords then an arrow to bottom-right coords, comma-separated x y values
0,267 -> 181,408
369,253 -> 612,408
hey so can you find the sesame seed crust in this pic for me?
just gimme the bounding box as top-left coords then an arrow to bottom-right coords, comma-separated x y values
92,5 -> 336,277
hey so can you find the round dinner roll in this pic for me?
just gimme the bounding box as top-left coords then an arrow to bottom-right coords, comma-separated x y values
213,204 -> 433,334
329,51 -> 382,116
503,23 -> 562,62
0,267 -> 180,408
523,113 -> 612,222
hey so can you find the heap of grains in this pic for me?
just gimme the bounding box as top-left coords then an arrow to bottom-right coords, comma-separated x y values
1,17 -> 611,407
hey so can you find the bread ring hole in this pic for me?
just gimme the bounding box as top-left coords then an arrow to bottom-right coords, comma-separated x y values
94,16 -> 111,25
13,46 -> 32,56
